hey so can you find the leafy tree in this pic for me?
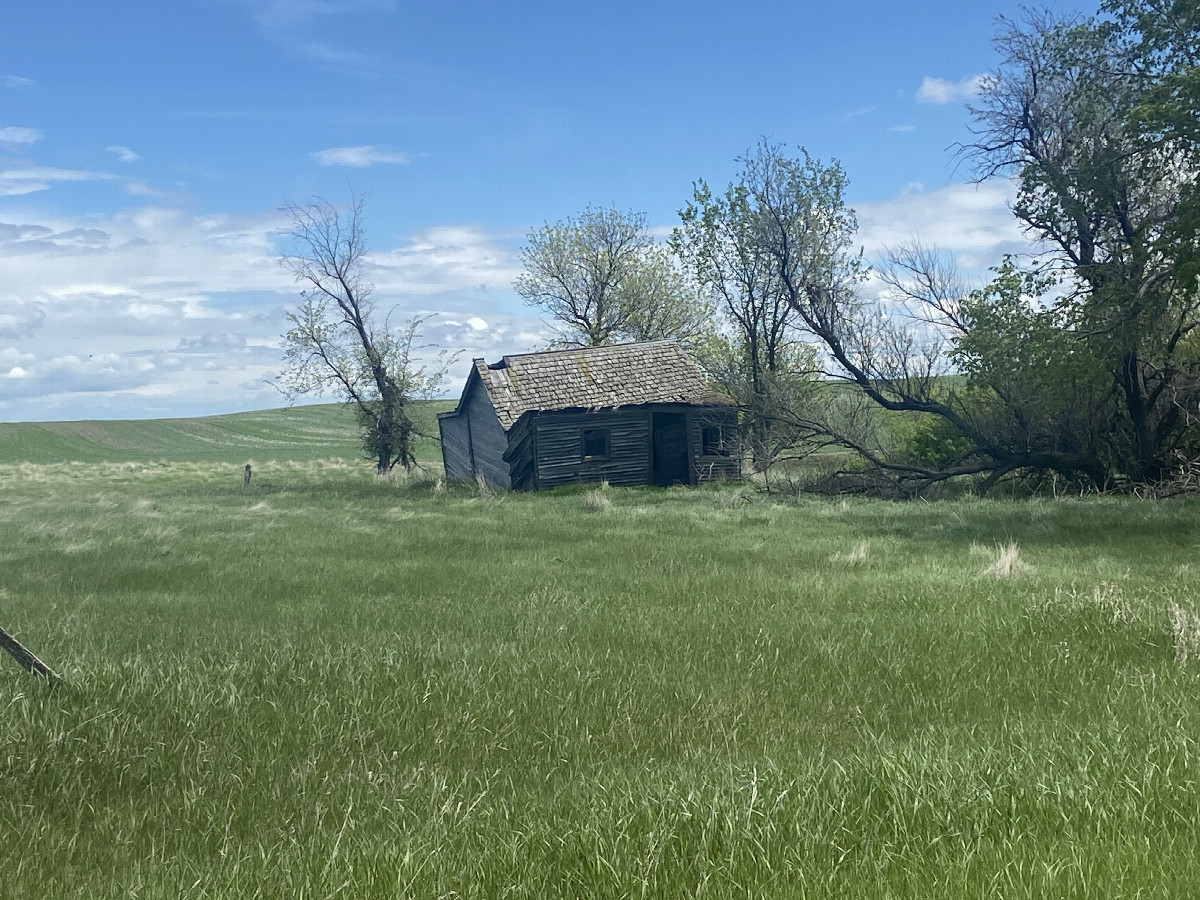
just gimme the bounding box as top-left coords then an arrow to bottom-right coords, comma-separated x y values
514,205 -> 714,349
1103,0 -> 1200,286
277,196 -> 448,474
721,4 -> 1200,494
673,141 -> 826,472
964,5 -> 1200,484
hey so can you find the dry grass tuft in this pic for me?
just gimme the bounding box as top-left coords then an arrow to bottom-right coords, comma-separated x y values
581,489 -> 612,512
983,541 -> 1024,578
716,490 -> 749,509
1169,603 -> 1200,666
1047,582 -> 1136,624
832,541 -> 870,565
1091,582 -> 1134,624
475,473 -> 494,499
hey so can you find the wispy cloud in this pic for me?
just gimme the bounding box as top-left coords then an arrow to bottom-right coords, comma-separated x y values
0,204 -> 535,419
311,145 -> 409,167
246,0 -> 394,71
888,124 -> 916,133
0,126 -> 43,145
916,74 -> 988,105
107,145 -> 140,163
293,40 -> 376,67
843,106 -> 876,120
369,225 -> 522,296
0,165 -> 118,196
250,0 -> 395,31
1,75 -> 34,89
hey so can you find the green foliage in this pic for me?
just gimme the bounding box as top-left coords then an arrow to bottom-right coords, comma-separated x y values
1103,0 -> 1200,297
674,140 -> 859,473
514,206 -> 715,349
950,261 -> 1113,454
894,414 -> 974,469
965,4 -> 1200,484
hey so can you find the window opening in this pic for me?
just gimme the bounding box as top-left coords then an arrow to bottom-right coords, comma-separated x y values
582,427 -> 610,459
702,425 -> 730,456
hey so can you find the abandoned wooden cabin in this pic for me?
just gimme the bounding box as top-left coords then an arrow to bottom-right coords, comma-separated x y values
438,341 -> 740,490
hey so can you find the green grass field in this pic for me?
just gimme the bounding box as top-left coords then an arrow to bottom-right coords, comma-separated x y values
0,401 -> 452,466
2,407 -> 1200,897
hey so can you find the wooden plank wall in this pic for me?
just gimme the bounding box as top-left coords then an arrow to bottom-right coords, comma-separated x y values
439,379 -> 513,487
467,402 -> 741,491
533,409 -> 652,489
464,383 -> 512,488
503,414 -> 537,491
438,413 -> 473,481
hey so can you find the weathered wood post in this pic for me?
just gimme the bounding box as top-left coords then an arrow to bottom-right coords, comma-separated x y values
244,463 -> 252,486
0,625 -> 60,682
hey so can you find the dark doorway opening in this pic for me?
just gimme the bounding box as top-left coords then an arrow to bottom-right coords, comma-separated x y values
651,412 -> 691,486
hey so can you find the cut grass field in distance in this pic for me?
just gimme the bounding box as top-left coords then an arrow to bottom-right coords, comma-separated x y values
2,408 -> 1200,897
0,401 -> 451,466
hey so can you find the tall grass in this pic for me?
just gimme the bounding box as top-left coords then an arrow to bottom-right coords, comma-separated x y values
2,462 -> 1200,897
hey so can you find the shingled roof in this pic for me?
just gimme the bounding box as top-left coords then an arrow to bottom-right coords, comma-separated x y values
466,340 -> 732,431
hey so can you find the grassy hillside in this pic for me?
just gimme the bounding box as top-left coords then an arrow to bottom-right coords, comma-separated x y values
0,401 -> 452,466
2,455 -> 1200,897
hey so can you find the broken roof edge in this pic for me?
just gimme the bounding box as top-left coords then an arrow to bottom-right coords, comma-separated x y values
482,339 -> 686,371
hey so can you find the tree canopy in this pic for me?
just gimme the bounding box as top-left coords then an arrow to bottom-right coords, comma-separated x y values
675,1 -> 1200,494
277,196 -> 447,473
514,206 -> 714,350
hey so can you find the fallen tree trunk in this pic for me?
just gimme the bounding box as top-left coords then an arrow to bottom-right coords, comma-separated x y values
0,626 -> 60,682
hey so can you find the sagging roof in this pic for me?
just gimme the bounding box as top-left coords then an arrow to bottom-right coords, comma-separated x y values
455,340 -> 732,431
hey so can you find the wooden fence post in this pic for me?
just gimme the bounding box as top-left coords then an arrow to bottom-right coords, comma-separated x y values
0,626 -> 61,682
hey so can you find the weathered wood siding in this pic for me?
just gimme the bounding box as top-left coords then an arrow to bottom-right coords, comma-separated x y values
437,412 -> 473,481
502,413 -> 538,491
499,403 -> 741,490
438,377 -> 513,488
531,409 -> 653,489
447,393 -> 740,491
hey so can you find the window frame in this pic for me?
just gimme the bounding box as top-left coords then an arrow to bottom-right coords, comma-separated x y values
701,424 -> 730,457
581,426 -> 610,460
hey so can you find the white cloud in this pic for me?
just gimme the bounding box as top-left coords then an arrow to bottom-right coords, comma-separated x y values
0,204 -> 541,420
107,145 -> 140,163
293,41 -> 376,67
246,2 -> 396,72
0,348 -> 35,370
0,180 -> 47,197
311,145 -> 410,167
2,76 -> 35,89
916,74 -> 988,105
853,179 -> 1052,301
0,305 -> 46,339
0,126 -> 43,145
857,180 -> 1027,256
0,165 -> 118,195
369,225 -> 522,295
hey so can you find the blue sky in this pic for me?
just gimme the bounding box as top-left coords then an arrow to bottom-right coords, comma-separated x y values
1,0 -> 1090,421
